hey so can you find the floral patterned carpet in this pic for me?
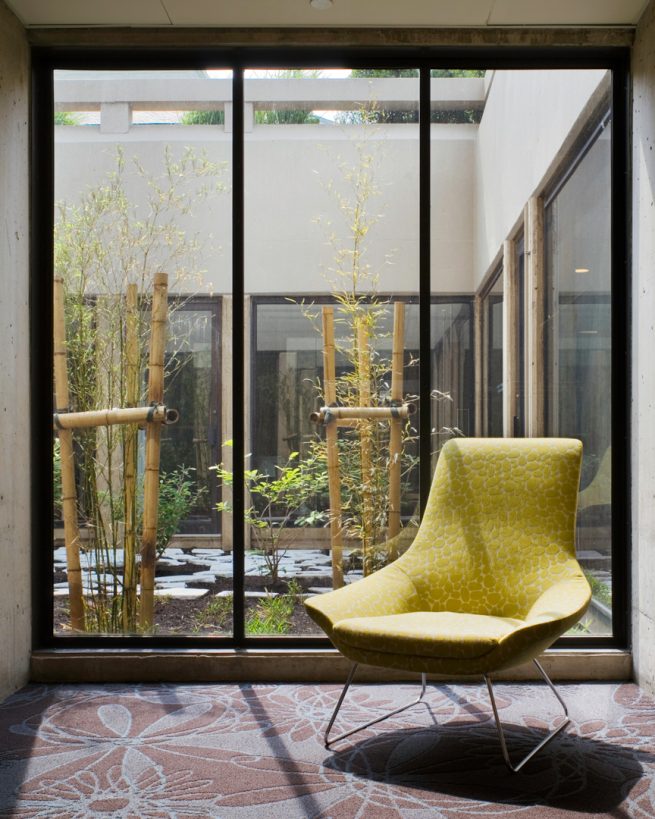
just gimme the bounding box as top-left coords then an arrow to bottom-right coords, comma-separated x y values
0,680 -> 654,818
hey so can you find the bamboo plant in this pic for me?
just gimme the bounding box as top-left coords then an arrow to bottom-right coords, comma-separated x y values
54,146 -> 226,633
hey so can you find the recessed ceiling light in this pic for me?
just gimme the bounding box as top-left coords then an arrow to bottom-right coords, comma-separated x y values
310,0 -> 334,9
575,267 -> 590,273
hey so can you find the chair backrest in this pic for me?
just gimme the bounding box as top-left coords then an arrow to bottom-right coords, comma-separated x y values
398,437 -> 583,619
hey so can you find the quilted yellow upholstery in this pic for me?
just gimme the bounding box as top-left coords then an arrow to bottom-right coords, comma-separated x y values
305,438 -> 591,675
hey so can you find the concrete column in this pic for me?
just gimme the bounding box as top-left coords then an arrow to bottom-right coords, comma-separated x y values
0,0 -> 31,703
632,0 -> 655,697
100,102 -> 132,134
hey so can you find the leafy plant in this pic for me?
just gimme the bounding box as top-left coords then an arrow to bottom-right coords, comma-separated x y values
154,467 -> 207,557
347,69 -> 485,124
213,444 -> 328,582
245,580 -> 302,635
54,111 -> 80,126
584,570 -> 612,607
192,594 -> 232,632
181,110 -> 225,125
181,71 -> 321,127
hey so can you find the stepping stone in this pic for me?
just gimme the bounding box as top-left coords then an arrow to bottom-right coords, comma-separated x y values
154,587 -> 209,599
215,590 -> 278,598
307,587 -> 332,594
154,574 -> 201,585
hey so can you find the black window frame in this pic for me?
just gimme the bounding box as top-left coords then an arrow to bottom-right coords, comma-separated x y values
32,46 -> 630,651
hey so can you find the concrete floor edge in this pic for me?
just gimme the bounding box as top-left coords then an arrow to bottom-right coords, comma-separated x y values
30,648 -> 632,684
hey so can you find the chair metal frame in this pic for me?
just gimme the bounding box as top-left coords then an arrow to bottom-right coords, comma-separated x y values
325,658 -> 570,773
325,663 -> 427,748
484,658 -> 570,772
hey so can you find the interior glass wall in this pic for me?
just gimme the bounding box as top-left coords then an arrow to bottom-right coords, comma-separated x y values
482,272 -> 504,436
160,300 -> 221,535
514,236 -> 527,437
430,70 -> 481,469
52,69 -> 232,636
46,61 -> 623,646
545,118 -> 613,636
244,69 -> 419,636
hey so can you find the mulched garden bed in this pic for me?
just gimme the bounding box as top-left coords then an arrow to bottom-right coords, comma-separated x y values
54,571 -> 329,636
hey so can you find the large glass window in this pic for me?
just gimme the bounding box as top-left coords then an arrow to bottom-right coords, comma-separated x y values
244,70 -> 420,636
52,69 -> 232,636
44,60 -> 624,646
545,117 -> 613,636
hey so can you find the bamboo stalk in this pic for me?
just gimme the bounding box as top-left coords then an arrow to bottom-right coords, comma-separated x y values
322,306 -> 343,589
357,320 -> 374,575
310,404 -> 415,424
53,403 -> 176,430
139,272 -> 168,631
53,277 -> 85,631
122,283 -> 138,633
388,302 -> 405,552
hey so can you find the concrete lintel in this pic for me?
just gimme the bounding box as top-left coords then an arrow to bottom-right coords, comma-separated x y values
31,648 -> 632,684
28,26 -> 635,49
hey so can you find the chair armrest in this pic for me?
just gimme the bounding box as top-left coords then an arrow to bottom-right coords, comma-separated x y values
525,573 -> 592,626
304,562 -> 420,639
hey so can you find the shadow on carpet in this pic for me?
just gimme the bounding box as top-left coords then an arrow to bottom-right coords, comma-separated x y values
0,680 -> 653,817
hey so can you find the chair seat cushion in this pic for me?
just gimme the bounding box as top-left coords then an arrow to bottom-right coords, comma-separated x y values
333,611 -> 525,660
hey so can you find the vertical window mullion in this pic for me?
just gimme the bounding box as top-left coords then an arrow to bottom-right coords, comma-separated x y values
232,68 -> 245,644
419,66 -> 432,514
610,62 -> 630,648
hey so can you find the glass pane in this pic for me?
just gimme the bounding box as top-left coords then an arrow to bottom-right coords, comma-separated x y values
245,69 -> 419,636
429,69 -> 481,475
483,274 -> 504,436
545,120 -> 612,636
160,304 -> 220,535
434,67 -> 612,638
514,236 -> 527,437
53,69 -> 232,636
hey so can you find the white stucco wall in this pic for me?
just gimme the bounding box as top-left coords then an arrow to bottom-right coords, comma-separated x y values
0,0 -> 30,703
54,121 -> 476,296
475,68 -> 609,283
632,0 -> 655,697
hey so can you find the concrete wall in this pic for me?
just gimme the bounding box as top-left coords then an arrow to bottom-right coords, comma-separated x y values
632,0 -> 655,697
475,68 -> 608,282
54,120 -> 476,295
0,0 -> 30,703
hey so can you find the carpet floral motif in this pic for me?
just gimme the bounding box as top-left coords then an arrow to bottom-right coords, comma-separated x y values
0,681 -> 654,817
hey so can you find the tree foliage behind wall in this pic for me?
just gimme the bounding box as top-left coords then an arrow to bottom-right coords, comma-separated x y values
350,68 -> 485,124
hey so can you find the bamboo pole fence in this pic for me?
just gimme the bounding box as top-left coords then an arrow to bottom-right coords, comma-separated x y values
387,302 -> 405,557
139,271 -> 168,631
53,273 -> 174,634
53,277 -> 86,631
314,302 -> 411,585
322,306 -> 344,589
309,404 -> 415,424
357,319 -> 374,575
53,404 -> 177,430
122,283 -> 139,632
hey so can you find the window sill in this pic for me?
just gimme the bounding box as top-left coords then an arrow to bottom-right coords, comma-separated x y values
30,647 -> 632,684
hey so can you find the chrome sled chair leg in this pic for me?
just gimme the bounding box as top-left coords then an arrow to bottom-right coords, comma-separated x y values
484,658 -> 570,773
325,663 -> 428,748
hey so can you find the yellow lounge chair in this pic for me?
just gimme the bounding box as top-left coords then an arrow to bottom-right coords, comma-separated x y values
305,437 -> 591,772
